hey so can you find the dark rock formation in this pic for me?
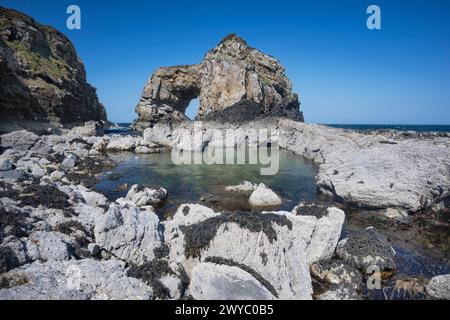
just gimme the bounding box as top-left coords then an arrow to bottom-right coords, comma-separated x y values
133,34 -> 303,130
0,7 -> 107,134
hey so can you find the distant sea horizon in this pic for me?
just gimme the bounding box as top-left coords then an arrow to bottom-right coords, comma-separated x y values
109,122 -> 450,133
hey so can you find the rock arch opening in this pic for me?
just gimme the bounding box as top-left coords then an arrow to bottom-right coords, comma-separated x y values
185,98 -> 200,120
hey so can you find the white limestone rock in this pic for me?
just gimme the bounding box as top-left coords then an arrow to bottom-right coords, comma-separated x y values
0,259 -> 152,300
126,184 -> 168,207
225,181 -> 258,193
426,275 -> 450,300
190,262 -> 276,300
94,199 -> 163,265
248,183 -> 282,207
0,159 -> 13,171
26,231 -> 71,262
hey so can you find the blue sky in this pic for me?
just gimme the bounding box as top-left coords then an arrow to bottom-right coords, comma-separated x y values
2,0 -> 450,124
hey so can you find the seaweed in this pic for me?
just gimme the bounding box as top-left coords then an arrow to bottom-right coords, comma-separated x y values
204,256 -> 278,298
54,221 -> 93,259
0,206 -> 31,240
18,183 -> 75,216
180,212 -> 292,258
0,274 -> 28,289
127,259 -> 176,300
0,181 -> 19,199
0,246 -> 20,273
153,244 -> 170,260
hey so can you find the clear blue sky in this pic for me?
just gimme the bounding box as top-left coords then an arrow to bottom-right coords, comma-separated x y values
2,0 -> 450,124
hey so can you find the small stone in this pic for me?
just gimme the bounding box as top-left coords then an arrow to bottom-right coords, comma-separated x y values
50,170 -> 65,182
225,181 -> 258,193
0,159 -> 13,171
249,183 -> 282,207
125,184 -> 168,207
62,154 -> 78,170
88,244 -> 101,258
30,165 -> 46,178
336,227 -> 396,273
426,275 -> 450,300
384,208 -> 408,220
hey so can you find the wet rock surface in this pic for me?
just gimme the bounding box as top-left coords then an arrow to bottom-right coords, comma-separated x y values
336,227 -> 397,272
311,260 -> 362,300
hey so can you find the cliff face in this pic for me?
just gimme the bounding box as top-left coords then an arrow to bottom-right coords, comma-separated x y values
0,7 -> 107,133
133,34 -> 303,130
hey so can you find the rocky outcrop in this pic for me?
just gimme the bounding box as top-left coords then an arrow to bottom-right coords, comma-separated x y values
0,259 -> 153,300
133,34 -> 303,130
94,199 -> 163,265
0,8 -> 107,134
162,204 -> 345,300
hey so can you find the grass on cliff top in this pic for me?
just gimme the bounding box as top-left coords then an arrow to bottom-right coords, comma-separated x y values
5,40 -> 69,82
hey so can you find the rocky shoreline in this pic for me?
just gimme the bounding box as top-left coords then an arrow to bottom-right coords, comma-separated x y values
0,121 -> 449,300
143,118 -> 450,214
1,6 -> 449,301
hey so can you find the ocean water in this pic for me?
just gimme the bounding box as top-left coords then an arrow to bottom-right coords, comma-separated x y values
327,124 -> 450,132
106,123 -> 450,133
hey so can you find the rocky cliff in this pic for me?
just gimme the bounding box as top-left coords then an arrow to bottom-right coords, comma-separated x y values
133,34 -> 303,130
0,7 -> 107,134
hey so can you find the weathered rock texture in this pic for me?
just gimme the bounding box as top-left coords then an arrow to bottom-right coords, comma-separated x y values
0,8 -> 107,134
133,34 -> 303,130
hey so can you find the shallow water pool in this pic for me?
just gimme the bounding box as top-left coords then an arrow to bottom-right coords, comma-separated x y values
95,149 -> 319,215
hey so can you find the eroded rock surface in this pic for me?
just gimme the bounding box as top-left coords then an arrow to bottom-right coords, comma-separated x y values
133,34 -> 303,130
0,8 -> 107,134
0,259 -> 152,300
190,262 -> 276,300
163,204 -> 345,300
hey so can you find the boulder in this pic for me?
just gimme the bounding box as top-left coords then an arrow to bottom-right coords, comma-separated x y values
248,183 -> 282,207
164,205 -> 345,300
125,184 -> 168,207
0,159 -> 13,171
77,185 -> 108,209
190,262 -> 276,300
61,154 -> 79,170
94,199 -> 163,265
336,227 -> 396,273
0,130 -> 39,150
426,275 -> 450,300
311,260 -> 362,300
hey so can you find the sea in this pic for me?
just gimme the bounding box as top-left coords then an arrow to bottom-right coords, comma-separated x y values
106,123 -> 450,134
